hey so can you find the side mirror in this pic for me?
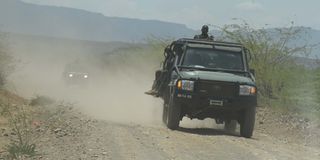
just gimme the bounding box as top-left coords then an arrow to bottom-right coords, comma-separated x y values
250,69 -> 255,76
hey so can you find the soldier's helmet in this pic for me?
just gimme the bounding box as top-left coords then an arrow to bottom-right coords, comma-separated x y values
201,25 -> 209,33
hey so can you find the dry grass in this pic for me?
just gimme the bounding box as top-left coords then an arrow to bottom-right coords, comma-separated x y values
0,90 -> 71,159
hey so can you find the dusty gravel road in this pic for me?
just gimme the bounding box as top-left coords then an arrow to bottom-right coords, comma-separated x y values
34,110 -> 320,160
4,79 -> 320,160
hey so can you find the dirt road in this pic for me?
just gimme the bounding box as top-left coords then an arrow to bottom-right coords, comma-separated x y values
5,70 -> 320,159
34,110 -> 320,160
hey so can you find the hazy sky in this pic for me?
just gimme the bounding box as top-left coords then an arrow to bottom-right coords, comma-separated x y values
21,0 -> 320,30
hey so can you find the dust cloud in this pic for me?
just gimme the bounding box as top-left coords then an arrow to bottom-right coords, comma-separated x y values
6,35 -> 164,126
5,34 -> 221,128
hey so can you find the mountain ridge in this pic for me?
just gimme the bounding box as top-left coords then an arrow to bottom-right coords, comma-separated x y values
0,0 -> 195,42
0,0 -> 319,56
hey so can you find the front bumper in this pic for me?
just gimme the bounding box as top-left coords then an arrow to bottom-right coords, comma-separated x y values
175,90 -> 257,111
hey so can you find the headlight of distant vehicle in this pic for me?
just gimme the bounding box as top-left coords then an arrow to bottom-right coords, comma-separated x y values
177,80 -> 194,91
69,74 -> 73,78
239,85 -> 257,96
84,75 -> 88,78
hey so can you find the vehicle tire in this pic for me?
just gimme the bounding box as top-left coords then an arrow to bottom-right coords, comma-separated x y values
162,103 -> 168,124
224,120 -> 237,132
165,94 -> 181,130
240,107 -> 256,138
162,87 -> 170,124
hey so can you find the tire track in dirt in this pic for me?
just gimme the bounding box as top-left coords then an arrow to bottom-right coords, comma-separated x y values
137,126 -> 260,160
132,124 -> 320,160
106,123 -> 170,160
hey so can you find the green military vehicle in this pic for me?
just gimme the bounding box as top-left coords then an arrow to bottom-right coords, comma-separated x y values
147,38 -> 257,138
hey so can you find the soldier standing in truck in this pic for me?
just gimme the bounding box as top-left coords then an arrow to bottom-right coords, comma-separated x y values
194,25 -> 214,41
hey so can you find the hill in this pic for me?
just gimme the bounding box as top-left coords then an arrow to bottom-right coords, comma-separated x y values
0,0 -> 195,42
0,0 -> 319,56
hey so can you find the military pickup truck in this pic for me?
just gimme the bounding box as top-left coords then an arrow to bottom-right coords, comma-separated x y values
63,61 -> 90,86
147,38 -> 257,138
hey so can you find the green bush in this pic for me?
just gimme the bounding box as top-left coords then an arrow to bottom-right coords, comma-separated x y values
220,21 -> 311,99
5,143 -> 36,159
0,104 -> 36,159
218,21 -> 320,120
94,40 -> 168,74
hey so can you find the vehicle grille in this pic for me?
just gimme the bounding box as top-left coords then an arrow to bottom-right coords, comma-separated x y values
196,80 -> 238,98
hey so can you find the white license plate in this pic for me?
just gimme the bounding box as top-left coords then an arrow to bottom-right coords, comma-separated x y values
209,100 -> 224,106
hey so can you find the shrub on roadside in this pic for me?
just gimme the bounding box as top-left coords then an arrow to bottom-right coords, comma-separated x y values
220,21 -> 312,100
0,97 -> 73,159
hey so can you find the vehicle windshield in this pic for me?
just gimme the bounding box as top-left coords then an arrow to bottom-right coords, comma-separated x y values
181,47 -> 244,71
64,61 -> 89,73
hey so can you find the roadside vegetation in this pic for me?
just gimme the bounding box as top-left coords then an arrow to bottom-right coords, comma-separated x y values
91,41 -> 165,76
0,93 -> 73,159
219,21 -> 320,121
0,32 -> 68,159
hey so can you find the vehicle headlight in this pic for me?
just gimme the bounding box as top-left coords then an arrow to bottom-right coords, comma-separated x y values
239,85 -> 257,96
69,74 -> 73,77
177,80 -> 194,91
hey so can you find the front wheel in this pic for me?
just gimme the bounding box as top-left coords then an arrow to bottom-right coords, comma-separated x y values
240,107 -> 256,138
162,103 -> 168,124
165,94 -> 181,130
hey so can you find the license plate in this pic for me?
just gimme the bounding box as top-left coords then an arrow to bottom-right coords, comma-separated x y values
209,100 -> 224,106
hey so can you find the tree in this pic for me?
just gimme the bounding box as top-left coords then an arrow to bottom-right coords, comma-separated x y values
219,20 -> 312,98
